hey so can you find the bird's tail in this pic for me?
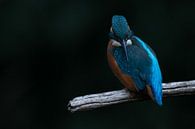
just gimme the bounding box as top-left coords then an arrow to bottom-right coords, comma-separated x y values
146,85 -> 162,106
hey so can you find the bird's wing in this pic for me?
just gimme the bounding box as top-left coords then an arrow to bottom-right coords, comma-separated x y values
112,44 -> 148,91
107,40 -> 137,91
131,36 -> 162,105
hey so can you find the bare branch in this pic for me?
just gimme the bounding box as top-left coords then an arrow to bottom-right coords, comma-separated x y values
67,80 -> 195,112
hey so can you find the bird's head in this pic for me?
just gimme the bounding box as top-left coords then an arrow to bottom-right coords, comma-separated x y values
109,15 -> 134,61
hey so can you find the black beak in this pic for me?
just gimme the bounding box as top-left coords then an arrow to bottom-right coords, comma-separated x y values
122,40 -> 128,61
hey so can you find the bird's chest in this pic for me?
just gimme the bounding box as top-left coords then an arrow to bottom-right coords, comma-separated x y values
112,46 -> 152,75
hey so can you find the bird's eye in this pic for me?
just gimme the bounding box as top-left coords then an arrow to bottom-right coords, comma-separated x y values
112,40 -> 121,47
126,39 -> 132,46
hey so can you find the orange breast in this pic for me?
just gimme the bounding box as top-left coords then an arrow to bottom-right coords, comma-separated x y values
107,40 -> 138,92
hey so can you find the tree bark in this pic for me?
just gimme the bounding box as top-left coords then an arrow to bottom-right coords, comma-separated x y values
67,80 -> 195,112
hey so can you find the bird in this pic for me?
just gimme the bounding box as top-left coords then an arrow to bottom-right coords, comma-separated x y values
107,15 -> 163,106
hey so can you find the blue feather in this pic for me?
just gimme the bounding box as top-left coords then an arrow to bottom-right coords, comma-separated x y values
133,36 -> 162,105
112,15 -> 129,40
113,36 -> 162,105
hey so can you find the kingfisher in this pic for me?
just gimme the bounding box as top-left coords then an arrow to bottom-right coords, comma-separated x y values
107,15 -> 163,106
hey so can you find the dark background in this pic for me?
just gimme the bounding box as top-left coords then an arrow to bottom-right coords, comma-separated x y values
0,0 -> 195,129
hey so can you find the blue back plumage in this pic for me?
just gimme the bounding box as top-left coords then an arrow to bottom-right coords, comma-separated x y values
113,36 -> 162,105
112,15 -> 129,39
